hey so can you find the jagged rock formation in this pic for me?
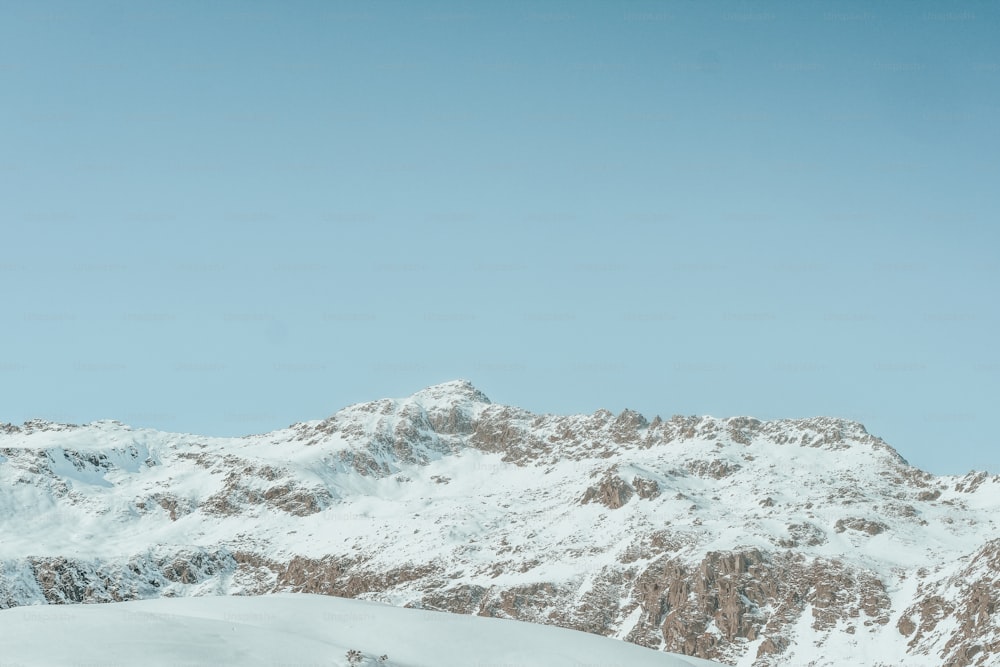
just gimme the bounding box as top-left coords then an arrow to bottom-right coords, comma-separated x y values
1,380 -> 998,666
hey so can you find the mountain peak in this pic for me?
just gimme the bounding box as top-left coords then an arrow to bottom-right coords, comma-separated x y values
410,379 -> 491,406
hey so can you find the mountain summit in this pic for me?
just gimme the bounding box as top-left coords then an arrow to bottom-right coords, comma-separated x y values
409,378 -> 492,405
1,382 -> 998,666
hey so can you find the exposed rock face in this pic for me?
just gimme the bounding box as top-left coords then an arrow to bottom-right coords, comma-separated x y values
622,549 -> 890,664
898,539 -> 1000,667
1,380 -> 998,666
779,522 -> 827,547
633,476 -> 661,499
834,517 -> 889,535
686,459 -> 742,479
0,549 -> 236,607
581,469 -> 634,509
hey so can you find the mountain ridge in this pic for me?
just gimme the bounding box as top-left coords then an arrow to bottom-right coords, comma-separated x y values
1,380 -> 998,666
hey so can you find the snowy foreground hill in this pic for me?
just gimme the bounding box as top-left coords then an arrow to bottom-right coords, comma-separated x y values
1,380 -> 999,666
0,593 -> 720,666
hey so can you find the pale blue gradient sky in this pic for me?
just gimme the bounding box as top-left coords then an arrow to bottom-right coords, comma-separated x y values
2,1 -> 998,474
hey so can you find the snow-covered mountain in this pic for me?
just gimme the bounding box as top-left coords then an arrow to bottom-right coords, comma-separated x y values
1,380 -> 998,666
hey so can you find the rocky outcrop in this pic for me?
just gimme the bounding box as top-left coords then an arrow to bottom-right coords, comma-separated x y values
686,459 -> 742,479
834,517 -> 889,536
899,540 -> 1000,666
623,549 -> 890,664
778,522 -> 827,548
581,469 -> 634,509
0,550 -> 236,608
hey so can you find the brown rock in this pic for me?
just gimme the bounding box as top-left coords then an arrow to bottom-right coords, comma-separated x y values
581,469 -> 634,509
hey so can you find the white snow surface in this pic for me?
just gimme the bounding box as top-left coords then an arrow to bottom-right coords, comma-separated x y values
0,593 -> 722,667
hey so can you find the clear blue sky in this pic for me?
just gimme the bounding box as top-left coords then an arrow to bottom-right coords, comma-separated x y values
2,1 -> 997,475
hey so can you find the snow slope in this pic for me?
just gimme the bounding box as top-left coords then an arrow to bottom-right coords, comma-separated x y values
0,593 -> 722,667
